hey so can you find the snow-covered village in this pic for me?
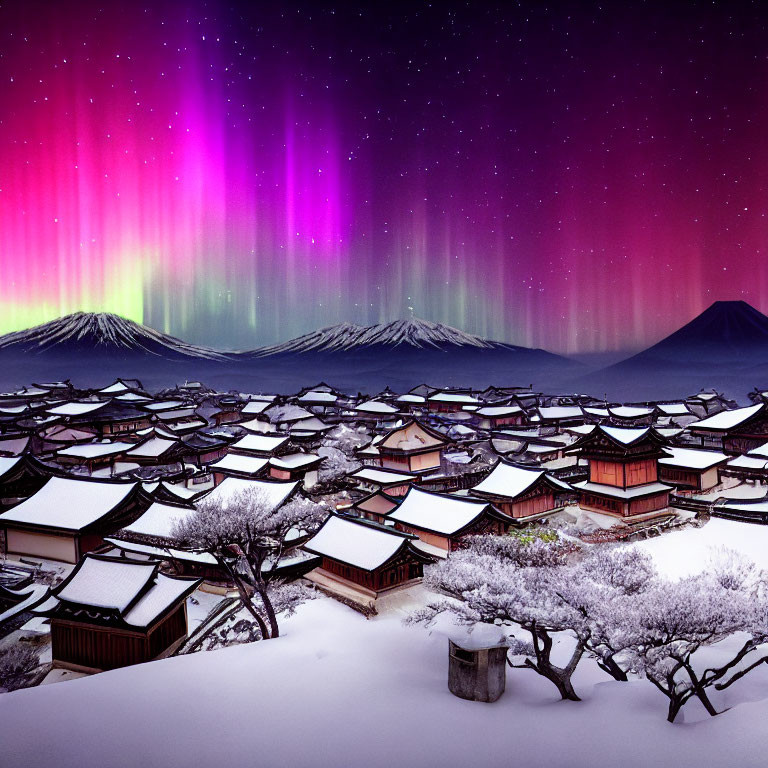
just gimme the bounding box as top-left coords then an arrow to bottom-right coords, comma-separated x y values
7,1 -> 768,766
3,370 -> 768,766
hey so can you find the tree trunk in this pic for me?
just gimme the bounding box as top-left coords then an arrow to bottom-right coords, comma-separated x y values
256,581 -> 280,639
598,654 -> 628,682
667,697 -> 683,723
218,555 -> 270,639
525,624 -> 582,701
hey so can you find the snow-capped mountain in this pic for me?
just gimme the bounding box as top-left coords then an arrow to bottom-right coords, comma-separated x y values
254,317 -> 503,355
0,312 -> 227,360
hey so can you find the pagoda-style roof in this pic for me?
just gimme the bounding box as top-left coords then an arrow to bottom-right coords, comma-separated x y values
377,419 -> 447,454
565,425 -> 668,459
386,486 -> 511,537
302,514 -> 433,572
34,553 -> 199,630
471,460 -> 571,501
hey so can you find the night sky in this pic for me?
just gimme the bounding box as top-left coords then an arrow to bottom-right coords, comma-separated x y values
1,1 -> 767,353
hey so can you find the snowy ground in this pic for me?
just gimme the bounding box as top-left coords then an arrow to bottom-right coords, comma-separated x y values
4,545 -> 768,768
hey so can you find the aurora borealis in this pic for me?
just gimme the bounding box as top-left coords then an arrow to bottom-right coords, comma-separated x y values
2,1 -> 768,353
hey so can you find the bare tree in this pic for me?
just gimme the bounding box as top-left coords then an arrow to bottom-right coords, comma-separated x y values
172,488 -> 326,639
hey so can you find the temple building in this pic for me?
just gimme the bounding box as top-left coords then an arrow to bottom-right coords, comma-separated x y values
34,554 -> 200,671
657,447 -> 729,492
302,514 -> 434,612
567,426 -> 671,519
687,404 -> 768,454
357,419 -> 448,473
470,461 -> 571,520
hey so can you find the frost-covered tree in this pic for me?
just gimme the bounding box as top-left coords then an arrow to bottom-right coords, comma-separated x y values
413,533 -> 590,701
172,488 -> 326,639
316,445 -> 361,484
621,553 -> 768,723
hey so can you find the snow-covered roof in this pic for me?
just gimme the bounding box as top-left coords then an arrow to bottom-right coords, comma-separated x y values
106,538 -> 218,566
689,404 -> 764,431
289,417 -> 330,432
99,381 -> 131,394
355,400 -> 399,414
46,554 -> 200,628
379,421 -> 445,450
231,434 -> 290,454
46,401 -> 108,417
209,453 -> 269,475
56,556 -> 157,611
475,405 -> 522,417
126,436 -> 179,458
429,392 -> 481,404
472,462 -> 569,499
303,515 -> 412,570
583,407 -> 610,417
388,487 -> 496,535
269,452 -> 321,470
574,480 -> 671,499
57,441 -> 134,459
299,391 -> 338,403
349,467 -> 417,485
158,482 -> 208,501
656,403 -> 691,416
726,456 -> 768,471
658,447 -> 729,470
115,392 -> 152,403
0,435 -> 30,455
609,406 -> 654,418
122,501 -> 198,539
201,477 -> 297,510
537,406 -> 583,420
396,394 -> 426,404
143,400 -> 185,412
599,426 -> 651,445
0,477 -> 138,531
748,441 -> 768,458
241,400 -> 270,415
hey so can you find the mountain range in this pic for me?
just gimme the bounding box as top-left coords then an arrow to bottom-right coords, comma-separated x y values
1,301 -> 767,398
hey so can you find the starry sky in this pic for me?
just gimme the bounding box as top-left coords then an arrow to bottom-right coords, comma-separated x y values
1,0 -> 768,353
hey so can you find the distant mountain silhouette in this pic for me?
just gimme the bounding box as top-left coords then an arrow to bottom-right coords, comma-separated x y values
576,301 -> 768,400
0,312 -> 227,360
629,300 -> 768,363
0,312 -> 580,392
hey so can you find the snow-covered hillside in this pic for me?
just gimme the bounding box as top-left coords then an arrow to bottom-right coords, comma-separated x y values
254,317 -> 503,354
2,590 -> 768,768
0,312 -> 228,360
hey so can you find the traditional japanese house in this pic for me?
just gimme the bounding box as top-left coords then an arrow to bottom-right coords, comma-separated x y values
209,397 -> 243,426
302,514 -> 434,611
657,447 -> 729,491
98,379 -> 145,397
428,392 -> 482,413
687,404 -> 768,454
383,486 -> 512,554
473,405 -> 524,430
348,466 -> 418,497
229,433 -> 291,458
608,406 -> 655,426
209,453 -> 269,483
35,554 -> 200,671
362,419 -> 448,473
179,432 -> 228,467
536,406 -> 585,428
0,477 -> 148,563
267,453 -> 324,489
470,461 -> 571,520
567,426 -> 671,518
55,440 -> 134,475
73,403 -> 153,437
353,490 -> 401,521
155,408 -> 206,435
239,400 -> 271,418
352,400 -> 400,422
125,433 -> 187,466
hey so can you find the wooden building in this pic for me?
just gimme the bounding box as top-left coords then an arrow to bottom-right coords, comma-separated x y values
348,466 -> 418,497
267,453 -> 324,489
470,461 -> 571,520
0,477 -> 148,563
382,486 -> 512,554
35,554 -> 199,671
473,405 -> 524,430
360,419 -> 448,473
687,404 -> 768,454
657,447 -> 728,492
302,514 -> 434,612
567,426 -> 671,518
427,392 -> 481,413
